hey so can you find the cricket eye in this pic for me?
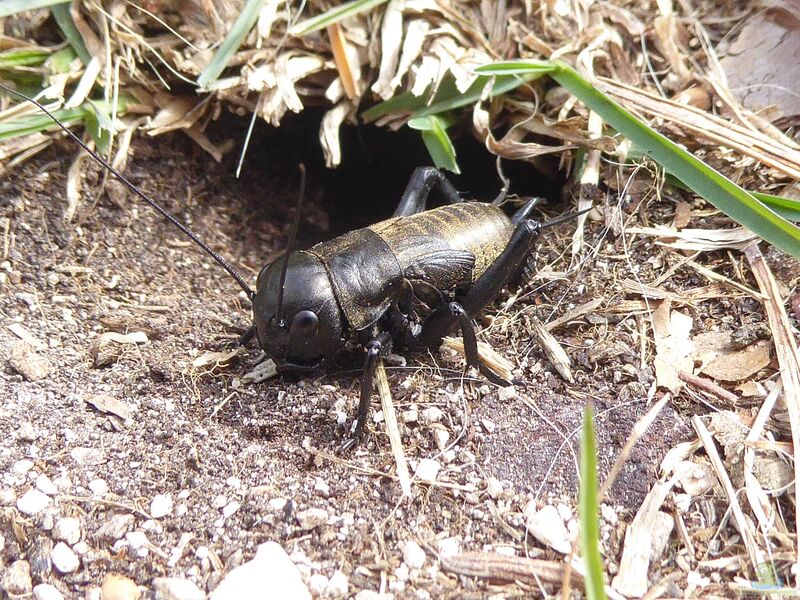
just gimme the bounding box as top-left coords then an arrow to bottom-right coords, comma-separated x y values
290,310 -> 318,338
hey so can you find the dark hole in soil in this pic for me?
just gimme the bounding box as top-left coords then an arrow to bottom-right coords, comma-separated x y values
213,107 -> 566,238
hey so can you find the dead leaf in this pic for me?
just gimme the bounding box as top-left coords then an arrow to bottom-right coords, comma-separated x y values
692,332 -> 771,382
652,300 -> 694,394
191,348 -> 243,370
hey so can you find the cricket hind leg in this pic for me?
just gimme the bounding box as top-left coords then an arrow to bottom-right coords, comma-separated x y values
392,167 -> 463,217
416,216 -> 544,384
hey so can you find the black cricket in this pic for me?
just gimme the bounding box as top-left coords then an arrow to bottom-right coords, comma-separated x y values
3,84 -> 585,449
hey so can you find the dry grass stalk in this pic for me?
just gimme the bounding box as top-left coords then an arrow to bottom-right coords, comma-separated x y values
374,360 -> 411,498
440,336 -> 514,383
692,416 -> 767,580
745,243 -> 800,584
543,298 -> 603,332
598,78 -> 800,180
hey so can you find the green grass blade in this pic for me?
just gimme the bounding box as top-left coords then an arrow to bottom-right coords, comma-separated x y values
580,405 -> 607,600
476,60 -> 800,258
197,0 -> 266,90
47,47 -> 78,74
0,49 -> 50,69
408,115 -> 460,174
51,4 -> 92,65
362,73 -> 543,122
0,107 -> 87,140
291,0 -> 390,36
751,192 -> 800,222
0,0 -> 68,17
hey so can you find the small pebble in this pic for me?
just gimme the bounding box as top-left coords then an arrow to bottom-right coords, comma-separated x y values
89,479 -> 109,496
296,508 -> 328,531
150,493 -> 173,518
17,488 -> 51,515
33,583 -> 65,600
421,406 -> 443,423
13,459 -> 34,474
486,477 -> 504,499
36,474 -> 58,496
9,341 -> 53,381
403,541 -> 426,569
153,577 -> 204,600
210,541 -> 310,600
53,517 -> 82,545
414,459 -> 440,484
313,478 -> 330,498
212,494 -> 227,509
18,422 -> 38,441
433,428 -> 450,451
222,501 -> 240,519
50,542 -> 80,574
326,571 -> 348,596
100,573 -> 140,600
96,513 -> 134,541
2,559 -> 32,595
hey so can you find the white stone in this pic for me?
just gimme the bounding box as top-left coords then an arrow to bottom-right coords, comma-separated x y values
414,459 -> 440,484
433,428 -> 450,451
421,407 -> 443,423
73,541 -> 90,556
326,571 -> 348,596
153,577 -> 205,600
308,574 -> 328,596
355,591 -> 392,600
437,537 -> 460,558
222,501 -> 240,519
88,479 -> 109,496
296,508 -> 328,531
52,517 -> 81,545
210,541 -> 310,600
150,494 -> 173,518
313,478 -> 330,498
525,504 -> 571,554
486,477 -> 503,499
51,542 -> 80,574
13,459 -> 34,474
33,583 -> 65,600
126,531 -> 150,558
17,488 -> 50,515
212,495 -> 227,509
2,560 -> 32,595
36,474 -> 58,496
97,513 -> 134,540
402,541 -> 426,569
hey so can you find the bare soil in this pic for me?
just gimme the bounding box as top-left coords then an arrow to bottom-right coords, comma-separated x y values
1,127 -> 696,598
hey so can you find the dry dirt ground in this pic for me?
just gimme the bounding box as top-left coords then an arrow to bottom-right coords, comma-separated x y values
2,125 -> 700,598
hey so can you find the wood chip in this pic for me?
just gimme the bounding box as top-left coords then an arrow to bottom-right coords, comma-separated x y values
84,393 -> 135,420
530,317 -> 573,383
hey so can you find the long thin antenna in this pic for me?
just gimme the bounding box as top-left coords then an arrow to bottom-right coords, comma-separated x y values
0,82 -> 255,298
540,206 -> 592,230
274,163 -> 307,325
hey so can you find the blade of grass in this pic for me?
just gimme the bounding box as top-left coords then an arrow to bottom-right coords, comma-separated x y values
291,0 -> 390,36
580,405 -> 607,600
362,72 -> 544,122
627,149 -> 800,222
0,0 -> 68,17
408,115 -> 459,174
51,4 -> 92,65
475,60 -> 800,258
0,107 -> 87,140
0,49 -> 50,69
197,0 -> 266,90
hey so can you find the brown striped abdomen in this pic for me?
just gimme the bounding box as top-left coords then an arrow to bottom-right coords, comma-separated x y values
369,203 -> 513,282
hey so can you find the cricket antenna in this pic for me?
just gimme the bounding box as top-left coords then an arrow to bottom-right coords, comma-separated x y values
274,163 -> 306,325
540,206 -> 592,230
0,82 -> 255,299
